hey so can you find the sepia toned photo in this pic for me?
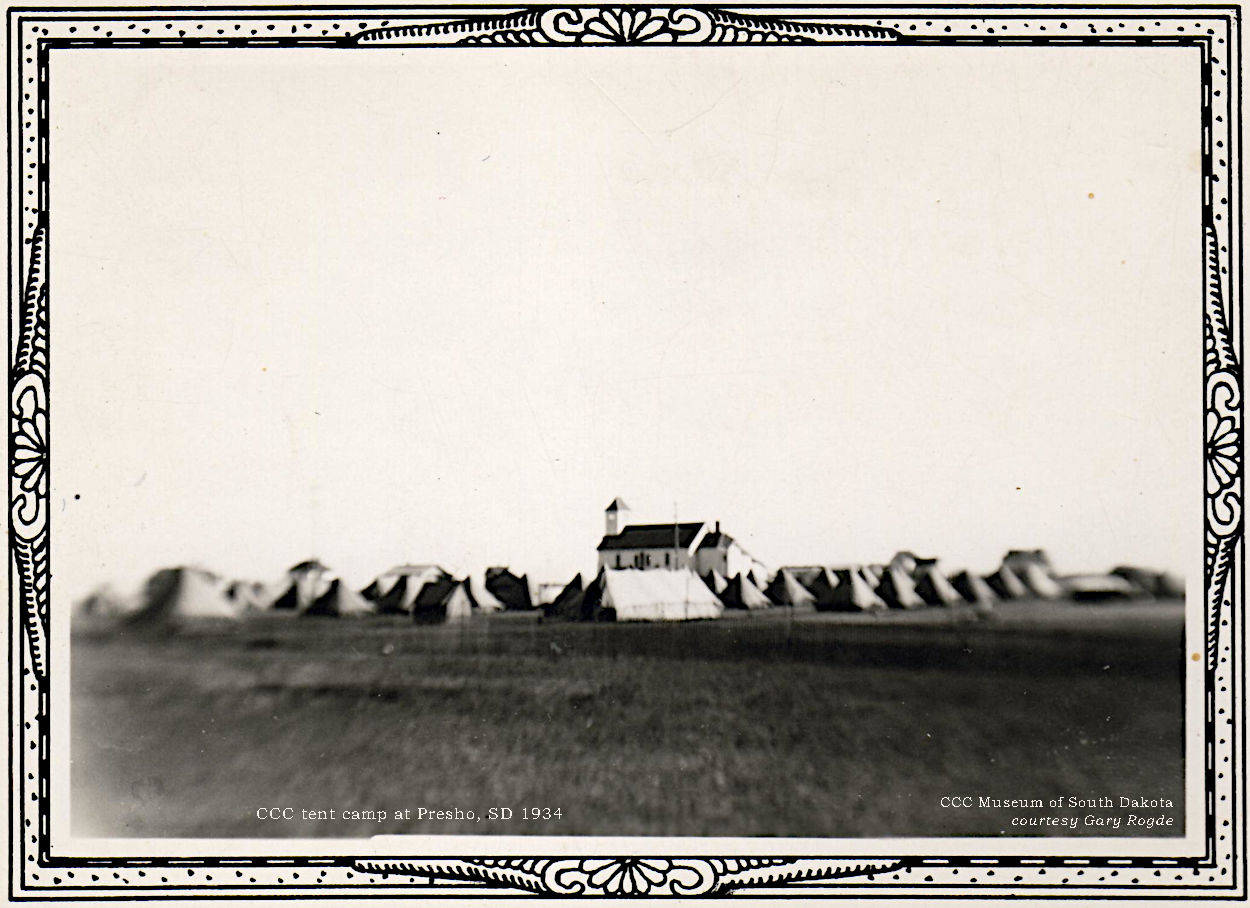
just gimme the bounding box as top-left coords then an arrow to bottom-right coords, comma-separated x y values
8,2 -> 1242,900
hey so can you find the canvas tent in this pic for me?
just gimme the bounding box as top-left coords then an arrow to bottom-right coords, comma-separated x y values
865,564 -> 886,583
806,567 -> 842,611
225,579 -> 270,612
720,573 -> 772,610
1063,574 -> 1136,602
876,565 -> 924,609
701,569 -> 729,597
986,564 -> 1028,600
544,573 -> 589,621
765,569 -> 817,610
485,567 -> 534,610
411,577 -> 475,624
590,569 -> 722,622
914,564 -> 962,605
123,567 -> 239,627
1018,562 -> 1065,599
828,568 -> 887,612
950,570 -> 998,606
468,573 -> 506,612
303,578 -> 374,617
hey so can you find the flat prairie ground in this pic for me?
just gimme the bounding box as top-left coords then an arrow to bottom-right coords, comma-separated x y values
71,599 -> 1185,838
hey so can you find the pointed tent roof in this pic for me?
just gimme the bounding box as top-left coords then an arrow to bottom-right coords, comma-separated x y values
411,577 -> 475,623
701,569 -> 729,596
303,578 -> 374,617
545,573 -> 589,621
806,567 -> 841,610
484,568 -> 533,610
877,565 -> 924,609
1018,562 -> 1065,599
950,570 -> 998,606
765,569 -> 817,609
914,564 -> 962,605
288,558 -> 330,575
720,573 -> 772,610
986,564 -> 1029,599
124,567 -> 239,626
829,568 -> 887,612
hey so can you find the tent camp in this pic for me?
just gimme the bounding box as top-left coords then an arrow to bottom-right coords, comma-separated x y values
864,564 -> 886,583
411,577 -> 475,624
720,573 -> 772,610
828,568 -> 887,612
123,567 -> 239,627
765,569 -> 817,610
950,570 -> 998,606
485,567 -> 534,610
544,573 -> 589,621
1018,562 -> 1065,599
749,567 -> 772,592
914,564 -> 962,605
986,564 -> 1029,599
876,565 -> 924,609
303,578 -> 374,617
590,569 -> 722,622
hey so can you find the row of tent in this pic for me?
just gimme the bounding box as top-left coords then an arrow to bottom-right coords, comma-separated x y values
542,551 -> 1183,622
75,550 -> 1183,629
75,560 -> 546,629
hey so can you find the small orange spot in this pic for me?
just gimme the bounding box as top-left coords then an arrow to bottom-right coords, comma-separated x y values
1192,653 -> 1201,661
1087,192 -> 1095,199
261,367 -> 267,372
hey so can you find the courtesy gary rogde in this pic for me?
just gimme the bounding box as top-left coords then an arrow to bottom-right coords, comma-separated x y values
941,795 -> 1181,832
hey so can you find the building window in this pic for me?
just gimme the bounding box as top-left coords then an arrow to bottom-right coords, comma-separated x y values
615,554 -> 621,568
665,552 -> 670,567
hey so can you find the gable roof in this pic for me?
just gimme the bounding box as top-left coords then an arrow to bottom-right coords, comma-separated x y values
696,530 -> 734,550
597,522 -> 705,551
605,497 -> 630,512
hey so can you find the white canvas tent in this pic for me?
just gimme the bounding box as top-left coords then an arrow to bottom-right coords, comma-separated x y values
596,569 -> 722,622
303,578 -> 374,617
950,570 -> 998,606
701,569 -> 729,596
914,564 -> 962,605
124,567 -> 240,626
829,568 -> 887,612
721,573 -> 773,610
986,564 -> 1029,599
877,565 -> 924,609
765,569 -> 817,609
1019,562 -> 1065,599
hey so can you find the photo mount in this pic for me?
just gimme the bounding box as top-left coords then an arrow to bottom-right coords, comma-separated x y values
7,4 -> 1242,899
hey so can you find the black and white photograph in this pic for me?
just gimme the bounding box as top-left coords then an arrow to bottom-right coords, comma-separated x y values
7,2 -> 1243,899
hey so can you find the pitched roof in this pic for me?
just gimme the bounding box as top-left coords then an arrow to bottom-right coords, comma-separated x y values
597,522 -> 705,551
696,530 -> 734,550
605,497 -> 630,512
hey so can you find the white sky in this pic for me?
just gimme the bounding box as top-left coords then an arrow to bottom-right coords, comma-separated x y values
50,45 -> 1201,601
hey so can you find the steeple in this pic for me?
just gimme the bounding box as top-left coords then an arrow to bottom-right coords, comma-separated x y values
604,497 -> 631,536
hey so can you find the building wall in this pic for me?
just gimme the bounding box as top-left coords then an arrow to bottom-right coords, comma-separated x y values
598,547 -> 694,572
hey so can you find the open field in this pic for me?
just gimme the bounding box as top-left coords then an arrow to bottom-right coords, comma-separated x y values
72,599 -> 1184,838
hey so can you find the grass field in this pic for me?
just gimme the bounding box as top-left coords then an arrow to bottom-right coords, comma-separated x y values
71,599 -> 1185,838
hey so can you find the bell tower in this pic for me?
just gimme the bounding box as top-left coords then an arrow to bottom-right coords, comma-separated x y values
604,497 -> 630,536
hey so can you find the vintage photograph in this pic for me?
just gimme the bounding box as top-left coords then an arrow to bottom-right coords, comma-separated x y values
9,2 -> 1242,901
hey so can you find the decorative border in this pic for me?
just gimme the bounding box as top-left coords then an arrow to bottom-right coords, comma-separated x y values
7,4 -> 1242,899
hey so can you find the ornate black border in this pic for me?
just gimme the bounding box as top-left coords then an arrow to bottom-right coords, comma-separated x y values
7,4 -> 1242,898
